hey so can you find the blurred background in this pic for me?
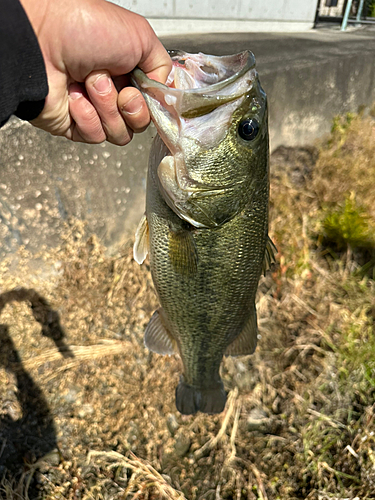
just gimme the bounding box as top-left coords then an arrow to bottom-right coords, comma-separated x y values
117,0 -> 375,34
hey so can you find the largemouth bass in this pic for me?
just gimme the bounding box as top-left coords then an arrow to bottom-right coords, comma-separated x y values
132,50 -> 275,415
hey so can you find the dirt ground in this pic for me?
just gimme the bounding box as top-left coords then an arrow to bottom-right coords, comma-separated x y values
1,110 -> 375,500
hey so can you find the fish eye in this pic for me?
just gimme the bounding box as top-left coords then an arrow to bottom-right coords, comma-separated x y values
238,118 -> 260,141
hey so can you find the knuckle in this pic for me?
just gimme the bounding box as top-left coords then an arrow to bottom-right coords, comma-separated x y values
106,105 -> 122,120
70,96 -> 106,143
140,16 -> 154,36
78,100 -> 98,124
86,126 -> 105,143
108,129 -> 133,147
79,109 -> 104,141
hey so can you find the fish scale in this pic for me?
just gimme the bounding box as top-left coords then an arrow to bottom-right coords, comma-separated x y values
132,50 -> 275,415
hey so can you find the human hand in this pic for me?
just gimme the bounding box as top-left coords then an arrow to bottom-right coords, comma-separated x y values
20,0 -> 172,145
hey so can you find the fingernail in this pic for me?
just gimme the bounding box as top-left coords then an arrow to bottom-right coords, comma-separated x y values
93,75 -> 111,94
122,96 -> 143,115
69,91 -> 82,100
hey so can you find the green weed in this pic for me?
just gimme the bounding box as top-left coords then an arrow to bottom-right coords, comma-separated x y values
321,193 -> 375,252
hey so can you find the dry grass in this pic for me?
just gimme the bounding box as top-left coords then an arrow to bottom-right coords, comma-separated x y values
0,475 -> 32,500
1,111 -> 375,499
86,450 -> 187,500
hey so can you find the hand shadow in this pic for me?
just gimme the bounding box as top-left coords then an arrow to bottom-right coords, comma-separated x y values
0,288 -> 74,359
0,288 -> 74,494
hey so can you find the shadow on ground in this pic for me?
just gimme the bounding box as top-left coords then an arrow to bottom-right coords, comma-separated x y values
0,289 -> 73,497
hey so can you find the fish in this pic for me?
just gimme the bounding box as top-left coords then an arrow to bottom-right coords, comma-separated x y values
131,50 -> 275,415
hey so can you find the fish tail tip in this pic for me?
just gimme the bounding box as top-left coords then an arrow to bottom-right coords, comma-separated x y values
175,379 -> 227,415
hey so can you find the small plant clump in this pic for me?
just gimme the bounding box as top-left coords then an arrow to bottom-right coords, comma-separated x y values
321,193 -> 375,251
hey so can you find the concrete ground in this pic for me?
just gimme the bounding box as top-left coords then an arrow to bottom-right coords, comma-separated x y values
0,27 -> 374,262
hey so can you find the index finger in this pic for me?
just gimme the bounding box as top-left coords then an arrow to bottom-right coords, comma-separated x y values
137,25 -> 172,84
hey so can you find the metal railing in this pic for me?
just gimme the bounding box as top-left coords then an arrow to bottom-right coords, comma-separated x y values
341,0 -> 375,29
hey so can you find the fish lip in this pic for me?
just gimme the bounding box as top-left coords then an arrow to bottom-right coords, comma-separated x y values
130,50 -> 256,96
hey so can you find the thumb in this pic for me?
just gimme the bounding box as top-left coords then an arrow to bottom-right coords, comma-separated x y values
134,22 -> 172,84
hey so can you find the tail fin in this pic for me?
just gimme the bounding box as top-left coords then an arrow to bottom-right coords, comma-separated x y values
175,378 -> 227,415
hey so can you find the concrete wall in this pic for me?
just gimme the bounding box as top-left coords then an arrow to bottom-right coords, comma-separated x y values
0,121 -> 153,261
1,30 -> 375,264
114,0 -> 317,34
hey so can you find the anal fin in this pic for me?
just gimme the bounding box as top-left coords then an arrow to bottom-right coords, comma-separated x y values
133,213 -> 149,265
144,308 -> 176,355
262,236 -> 277,275
225,307 -> 258,356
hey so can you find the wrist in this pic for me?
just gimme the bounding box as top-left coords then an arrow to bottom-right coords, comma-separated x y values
18,0 -> 49,39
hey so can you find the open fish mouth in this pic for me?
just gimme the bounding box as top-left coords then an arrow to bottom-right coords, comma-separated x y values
131,50 -> 257,119
165,50 -> 256,91
132,50 -> 256,118
130,50 -> 261,157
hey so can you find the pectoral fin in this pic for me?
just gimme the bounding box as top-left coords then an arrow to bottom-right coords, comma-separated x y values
262,236 -> 277,275
133,213 -> 149,265
144,308 -> 176,355
169,229 -> 198,276
225,307 -> 258,356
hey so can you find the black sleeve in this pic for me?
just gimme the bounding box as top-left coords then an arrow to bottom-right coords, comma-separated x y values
0,0 -> 48,127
